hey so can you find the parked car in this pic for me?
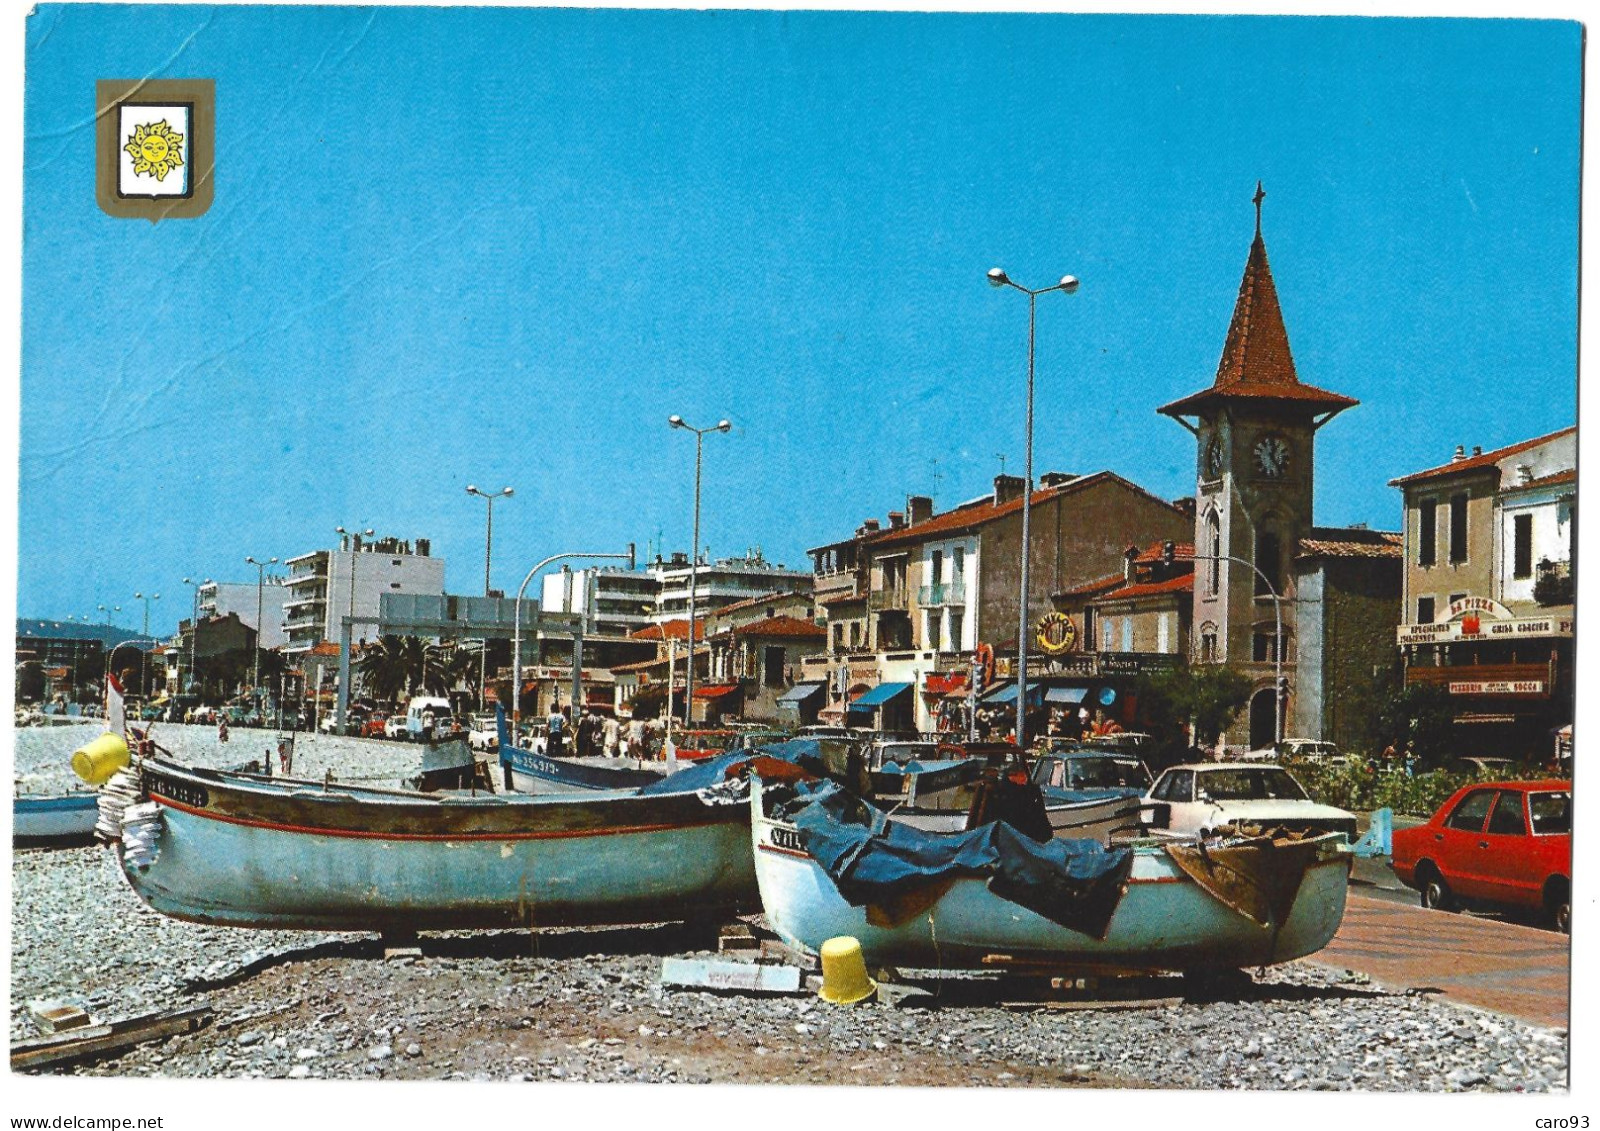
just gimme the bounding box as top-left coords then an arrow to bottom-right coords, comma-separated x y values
1143,762 -> 1358,840
1443,756 -> 1520,778
1391,780 -> 1571,931
468,713 -> 500,751
383,714 -> 410,741
866,740 -> 940,770
361,714 -> 390,739
1031,750 -> 1151,798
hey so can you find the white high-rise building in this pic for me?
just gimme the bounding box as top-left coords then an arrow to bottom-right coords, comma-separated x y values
282,534 -> 446,653
197,580 -> 288,650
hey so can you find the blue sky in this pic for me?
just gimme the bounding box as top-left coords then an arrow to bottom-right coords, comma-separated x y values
20,7 -> 1580,634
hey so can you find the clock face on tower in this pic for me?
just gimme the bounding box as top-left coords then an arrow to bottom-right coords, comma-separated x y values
1204,438 -> 1224,478
1254,434 -> 1290,477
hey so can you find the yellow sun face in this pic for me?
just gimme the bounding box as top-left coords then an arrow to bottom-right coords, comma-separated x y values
124,120 -> 185,183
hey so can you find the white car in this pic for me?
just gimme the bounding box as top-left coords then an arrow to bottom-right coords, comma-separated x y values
384,715 -> 410,741
1144,762 -> 1357,840
468,713 -> 500,751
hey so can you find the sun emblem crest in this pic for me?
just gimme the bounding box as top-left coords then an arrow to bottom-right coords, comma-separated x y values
123,120 -> 185,183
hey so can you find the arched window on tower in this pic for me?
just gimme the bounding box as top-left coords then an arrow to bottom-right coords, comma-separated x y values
1205,511 -> 1221,597
1255,529 -> 1281,596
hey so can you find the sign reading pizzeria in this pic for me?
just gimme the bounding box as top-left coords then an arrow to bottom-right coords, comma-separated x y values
1034,613 -> 1079,656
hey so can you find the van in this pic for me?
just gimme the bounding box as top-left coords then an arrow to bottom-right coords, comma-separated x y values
404,696 -> 455,741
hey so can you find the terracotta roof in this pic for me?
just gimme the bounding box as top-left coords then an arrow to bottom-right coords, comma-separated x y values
1093,574 -> 1195,602
867,472 -> 1182,550
730,615 -> 825,639
630,619 -> 703,641
306,642 -> 340,657
1296,528 -> 1403,559
1519,468 -> 1578,490
1055,572 -> 1128,599
1159,211 -> 1357,420
1388,428 -> 1577,487
609,646 -> 710,674
819,589 -> 866,605
1133,540 -> 1195,564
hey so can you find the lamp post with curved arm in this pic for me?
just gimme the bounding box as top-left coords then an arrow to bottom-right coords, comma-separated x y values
511,546 -> 636,741
986,268 -> 1079,748
1172,548 -> 1285,746
667,416 -> 731,724
466,486 -> 514,597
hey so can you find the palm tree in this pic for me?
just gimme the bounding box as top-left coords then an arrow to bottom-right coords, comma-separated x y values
357,635 -> 449,703
443,643 -> 482,703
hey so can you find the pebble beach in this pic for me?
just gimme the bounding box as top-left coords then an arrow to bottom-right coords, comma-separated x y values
9,724 -> 1570,1090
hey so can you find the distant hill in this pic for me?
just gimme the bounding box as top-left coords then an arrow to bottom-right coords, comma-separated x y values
15,618 -> 161,649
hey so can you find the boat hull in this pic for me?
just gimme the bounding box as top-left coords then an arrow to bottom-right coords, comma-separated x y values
14,794 -> 100,843
116,760 -> 755,932
751,779 -> 1350,973
499,745 -> 665,794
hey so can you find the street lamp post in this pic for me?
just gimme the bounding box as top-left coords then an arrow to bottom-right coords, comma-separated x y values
180,578 -> 210,702
245,557 -> 278,712
986,267 -> 1080,748
667,416 -> 731,725
132,591 -> 160,697
510,546 -> 636,742
465,486 -> 515,597
333,527 -> 372,731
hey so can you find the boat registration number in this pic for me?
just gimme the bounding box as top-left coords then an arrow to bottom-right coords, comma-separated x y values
767,826 -> 806,853
145,771 -> 210,810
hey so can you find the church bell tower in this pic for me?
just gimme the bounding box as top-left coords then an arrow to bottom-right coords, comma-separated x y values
1157,184 -> 1358,747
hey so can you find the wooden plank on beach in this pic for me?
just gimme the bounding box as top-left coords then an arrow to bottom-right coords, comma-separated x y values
659,957 -> 802,995
10,1003 -> 213,1071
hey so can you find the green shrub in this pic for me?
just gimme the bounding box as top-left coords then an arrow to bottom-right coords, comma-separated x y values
1288,760 -> 1544,818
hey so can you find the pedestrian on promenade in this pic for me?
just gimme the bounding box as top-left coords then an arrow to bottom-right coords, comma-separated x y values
603,714 -> 621,757
218,716 -> 230,744
573,711 -> 593,758
627,714 -> 645,759
546,703 -> 566,757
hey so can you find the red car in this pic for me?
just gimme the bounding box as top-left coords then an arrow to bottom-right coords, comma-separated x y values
1391,780 -> 1571,931
361,714 -> 389,739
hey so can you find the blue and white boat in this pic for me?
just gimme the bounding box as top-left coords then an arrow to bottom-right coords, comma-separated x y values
102,754 -> 756,932
750,774 -> 1351,974
495,708 -> 666,794
13,792 -> 100,844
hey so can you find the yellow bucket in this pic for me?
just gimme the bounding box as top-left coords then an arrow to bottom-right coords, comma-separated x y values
71,732 -> 130,786
817,936 -> 877,1005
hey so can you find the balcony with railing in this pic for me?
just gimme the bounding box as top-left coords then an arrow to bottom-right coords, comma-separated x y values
867,586 -> 908,612
917,579 -> 967,606
1534,558 -> 1574,607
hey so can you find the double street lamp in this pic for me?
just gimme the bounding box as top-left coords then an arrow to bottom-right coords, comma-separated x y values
465,485 -> 514,597
986,267 -> 1079,748
132,591 -> 160,698
667,415 -> 731,724
245,556 -> 278,707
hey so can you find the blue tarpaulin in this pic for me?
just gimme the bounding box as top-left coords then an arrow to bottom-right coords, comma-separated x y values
777,779 -> 1133,938
1045,687 -> 1089,704
637,738 -> 826,795
981,681 -> 1041,705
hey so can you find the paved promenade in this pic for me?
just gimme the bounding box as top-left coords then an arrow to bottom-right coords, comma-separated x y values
1314,893 -> 1569,1029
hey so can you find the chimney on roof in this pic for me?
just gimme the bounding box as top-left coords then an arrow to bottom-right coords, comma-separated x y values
1124,544 -> 1140,585
993,474 -> 1026,505
1517,464 -> 1534,485
1039,472 -> 1077,488
861,518 -> 880,534
906,495 -> 934,525
1472,445 -> 1483,457
417,538 -> 430,557
887,511 -> 906,530
1171,497 -> 1197,520
1452,445 -> 1467,462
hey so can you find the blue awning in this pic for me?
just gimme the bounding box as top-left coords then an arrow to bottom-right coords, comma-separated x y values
1046,687 -> 1088,704
849,681 -> 913,708
776,682 -> 825,706
982,681 -> 1041,704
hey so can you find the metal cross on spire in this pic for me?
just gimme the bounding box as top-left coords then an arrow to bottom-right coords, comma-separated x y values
1253,180 -> 1266,235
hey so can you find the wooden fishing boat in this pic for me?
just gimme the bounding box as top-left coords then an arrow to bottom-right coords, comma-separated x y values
100,755 -> 756,932
498,743 -> 666,795
750,775 -> 1351,974
13,792 -> 100,844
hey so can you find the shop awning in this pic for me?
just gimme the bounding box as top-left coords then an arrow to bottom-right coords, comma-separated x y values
693,683 -> 742,700
777,682 -> 825,706
1045,687 -> 1088,704
848,682 -> 912,708
982,681 -> 1041,704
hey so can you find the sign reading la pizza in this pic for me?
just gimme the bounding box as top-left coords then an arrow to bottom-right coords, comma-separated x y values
1396,593 -> 1573,645
1033,613 -> 1079,657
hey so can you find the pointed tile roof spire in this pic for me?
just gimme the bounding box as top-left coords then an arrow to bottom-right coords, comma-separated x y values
1159,184 -> 1357,422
